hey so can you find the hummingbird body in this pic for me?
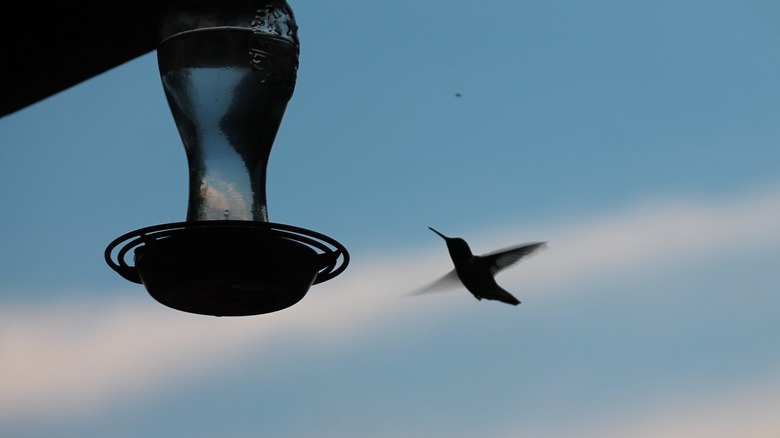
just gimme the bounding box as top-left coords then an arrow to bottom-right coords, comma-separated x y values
428,227 -> 544,305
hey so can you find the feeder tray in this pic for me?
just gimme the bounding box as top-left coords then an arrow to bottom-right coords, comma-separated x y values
106,221 -> 348,316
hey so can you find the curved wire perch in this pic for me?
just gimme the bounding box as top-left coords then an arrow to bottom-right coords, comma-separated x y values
105,220 -> 349,285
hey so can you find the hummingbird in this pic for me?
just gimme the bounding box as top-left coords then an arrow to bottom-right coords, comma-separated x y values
423,227 -> 545,305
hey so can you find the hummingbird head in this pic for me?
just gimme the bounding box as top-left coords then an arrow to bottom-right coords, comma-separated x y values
428,227 -> 472,259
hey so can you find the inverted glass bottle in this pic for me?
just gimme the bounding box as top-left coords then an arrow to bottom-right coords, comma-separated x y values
157,1 -> 298,222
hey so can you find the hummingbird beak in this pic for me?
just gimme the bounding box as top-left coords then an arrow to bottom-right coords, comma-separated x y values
428,227 -> 448,240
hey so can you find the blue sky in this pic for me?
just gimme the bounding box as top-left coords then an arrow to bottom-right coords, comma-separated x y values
1,1 -> 780,436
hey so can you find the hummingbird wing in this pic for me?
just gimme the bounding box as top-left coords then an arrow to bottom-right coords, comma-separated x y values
406,269 -> 462,296
482,242 -> 546,276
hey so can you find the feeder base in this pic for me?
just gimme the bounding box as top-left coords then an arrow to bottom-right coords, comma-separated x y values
105,221 -> 349,316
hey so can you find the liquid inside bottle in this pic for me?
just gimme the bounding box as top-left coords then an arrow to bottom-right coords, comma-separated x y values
158,28 -> 297,222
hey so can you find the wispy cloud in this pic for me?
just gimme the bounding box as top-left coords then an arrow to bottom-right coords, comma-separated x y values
2,185 -> 780,426
612,377 -> 780,438
498,186 -> 780,294
515,372 -> 780,438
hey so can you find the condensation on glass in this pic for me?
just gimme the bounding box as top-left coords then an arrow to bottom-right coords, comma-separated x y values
157,0 -> 299,222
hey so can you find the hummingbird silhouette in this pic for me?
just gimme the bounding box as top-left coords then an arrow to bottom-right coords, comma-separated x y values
420,227 -> 545,305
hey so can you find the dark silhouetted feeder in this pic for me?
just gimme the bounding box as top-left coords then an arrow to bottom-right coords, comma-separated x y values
105,0 -> 348,316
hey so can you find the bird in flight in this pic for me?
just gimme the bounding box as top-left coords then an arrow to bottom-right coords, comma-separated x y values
418,227 -> 545,305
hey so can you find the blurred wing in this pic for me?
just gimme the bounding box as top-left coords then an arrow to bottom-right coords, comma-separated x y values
406,269 -> 461,296
483,242 -> 546,275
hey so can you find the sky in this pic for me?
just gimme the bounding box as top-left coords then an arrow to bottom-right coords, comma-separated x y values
1,1 -> 780,436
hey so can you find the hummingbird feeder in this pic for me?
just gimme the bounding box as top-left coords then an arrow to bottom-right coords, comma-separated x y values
105,0 -> 349,316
